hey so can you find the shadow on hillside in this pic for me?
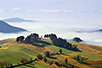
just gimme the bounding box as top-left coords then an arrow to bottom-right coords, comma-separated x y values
32,41 -> 51,47
49,56 -> 57,59
7,60 -> 36,68
38,41 -> 51,45
25,64 -> 37,68
67,64 -> 79,68
81,62 -> 91,65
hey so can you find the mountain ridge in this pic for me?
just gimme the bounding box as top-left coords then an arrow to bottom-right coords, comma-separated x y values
0,20 -> 27,33
3,17 -> 35,22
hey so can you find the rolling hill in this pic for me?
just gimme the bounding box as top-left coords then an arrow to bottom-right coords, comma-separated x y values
77,29 -> 102,33
0,38 -> 102,68
0,20 -> 27,33
3,18 -> 34,22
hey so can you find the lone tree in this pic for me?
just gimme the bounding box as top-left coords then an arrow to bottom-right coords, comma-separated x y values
59,49 -> 62,54
16,36 -> 24,43
20,58 -> 28,64
37,54 -> 43,60
44,51 -> 50,57
44,57 -> 47,62
73,37 -> 83,42
65,58 -> 68,64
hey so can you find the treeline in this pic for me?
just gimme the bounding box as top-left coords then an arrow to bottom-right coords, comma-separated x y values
44,34 -> 80,51
16,33 -> 80,51
16,33 -> 39,44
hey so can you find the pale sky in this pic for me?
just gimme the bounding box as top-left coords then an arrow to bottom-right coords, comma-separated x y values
0,0 -> 102,45
0,0 -> 102,21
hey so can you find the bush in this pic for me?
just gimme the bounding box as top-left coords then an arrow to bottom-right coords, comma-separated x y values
35,58 -> 38,61
55,61 -> 60,66
65,58 -> 68,64
37,54 -> 43,60
44,51 -> 50,57
20,58 -> 28,64
73,55 -> 87,63
0,61 -> 11,68
30,58 -> 33,61
73,37 -> 83,42
59,49 -> 62,54
68,65 -> 74,68
50,61 -> 53,65
44,57 -> 47,62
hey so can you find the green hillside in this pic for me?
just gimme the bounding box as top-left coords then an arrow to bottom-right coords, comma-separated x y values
0,38 -> 102,68
0,45 -> 38,65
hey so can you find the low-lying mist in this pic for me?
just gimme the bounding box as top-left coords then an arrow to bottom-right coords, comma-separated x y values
0,19 -> 102,46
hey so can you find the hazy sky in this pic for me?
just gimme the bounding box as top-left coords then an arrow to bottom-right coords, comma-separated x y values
0,0 -> 102,45
0,0 -> 102,19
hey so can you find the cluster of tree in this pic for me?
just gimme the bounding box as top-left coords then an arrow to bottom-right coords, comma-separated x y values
16,33 -> 39,44
73,55 -> 87,63
36,51 -> 74,68
44,34 -> 79,51
16,33 -> 80,51
54,60 -> 74,68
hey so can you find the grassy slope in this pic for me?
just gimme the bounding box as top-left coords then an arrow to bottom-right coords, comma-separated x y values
15,62 -> 52,68
0,45 -> 38,65
43,39 -> 102,59
43,39 -> 102,68
0,38 -> 102,68
0,38 -> 16,45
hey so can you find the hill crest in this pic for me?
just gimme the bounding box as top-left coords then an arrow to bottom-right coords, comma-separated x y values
0,20 -> 27,33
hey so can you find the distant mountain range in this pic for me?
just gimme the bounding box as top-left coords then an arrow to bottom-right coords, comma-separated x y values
3,18 -> 35,22
0,20 -> 27,33
77,29 -> 102,33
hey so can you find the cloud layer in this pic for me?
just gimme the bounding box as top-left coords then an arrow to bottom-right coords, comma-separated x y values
0,8 -> 102,14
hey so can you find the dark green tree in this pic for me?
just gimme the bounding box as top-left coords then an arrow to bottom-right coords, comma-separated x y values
73,37 -> 83,42
55,61 -> 60,66
44,57 -> 47,62
25,36 -> 31,43
25,33 -> 39,43
59,49 -> 62,54
65,58 -> 68,64
49,34 -> 57,40
16,36 -> 24,43
20,58 -> 28,64
37,54 -> 43,60
44,34 -> 49,39
44,51 -> 50,57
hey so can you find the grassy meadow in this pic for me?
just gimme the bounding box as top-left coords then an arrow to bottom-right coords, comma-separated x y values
0,38 -> 102,68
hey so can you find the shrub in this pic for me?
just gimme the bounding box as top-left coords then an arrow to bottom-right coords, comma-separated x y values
65,58 -> 68,64
68,65 -> 74,68
50,61 -> 53,65
30,58 -> 33,61
59,49 -> 62,54
73,55 -> 87,63
73,37 -> 83,42
0,61 -> 10,68
35,58 -> 38,61
44,57 -> 47,62
44,51 -> 50,57
20,58 -> 28,64
55,61 -> 60,66
37,54 -> 43,60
